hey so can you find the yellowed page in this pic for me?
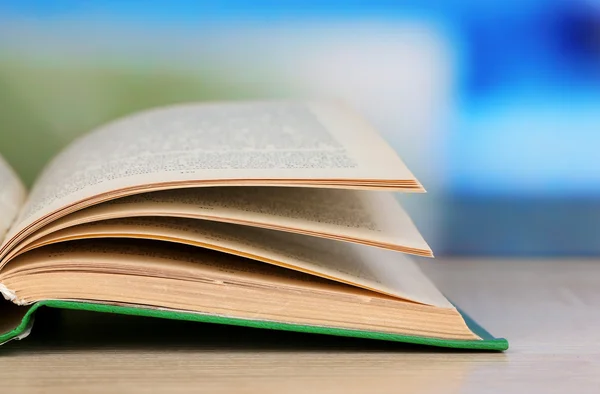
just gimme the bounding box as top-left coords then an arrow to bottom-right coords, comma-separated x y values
1,240 -> 473,340
15,217 -> 450,308
0,156 -> 26,242
8,187 -> 431,260
3,100 -> 422,253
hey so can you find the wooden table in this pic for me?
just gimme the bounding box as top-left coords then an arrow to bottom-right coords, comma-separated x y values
1,259 -> 599,393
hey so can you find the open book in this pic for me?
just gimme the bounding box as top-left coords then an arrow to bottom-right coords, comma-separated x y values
0,101 -> 507,350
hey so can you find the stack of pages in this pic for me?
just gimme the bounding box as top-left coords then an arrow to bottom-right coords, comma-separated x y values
0,101 -> 507,350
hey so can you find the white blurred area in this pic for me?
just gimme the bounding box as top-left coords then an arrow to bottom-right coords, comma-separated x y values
0,20 -> 454,248
258,23 -> 454,248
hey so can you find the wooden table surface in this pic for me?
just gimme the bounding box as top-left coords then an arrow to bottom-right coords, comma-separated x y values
1,259 -> 599,393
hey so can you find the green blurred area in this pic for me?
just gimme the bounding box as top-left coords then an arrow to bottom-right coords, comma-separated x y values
0,58 -> 264,187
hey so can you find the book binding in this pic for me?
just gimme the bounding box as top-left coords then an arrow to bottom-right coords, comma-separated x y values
0,300 -> 509,351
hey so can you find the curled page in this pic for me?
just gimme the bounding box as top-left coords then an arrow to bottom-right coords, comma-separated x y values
5,187 -> 431,262
11,217 -> 449,308
4,101 -> 422,253
0,156 -> 26,242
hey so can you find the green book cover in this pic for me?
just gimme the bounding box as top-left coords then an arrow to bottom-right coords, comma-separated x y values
0,300 -> 508,351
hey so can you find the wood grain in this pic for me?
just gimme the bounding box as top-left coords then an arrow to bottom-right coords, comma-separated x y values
1,258 -> 599,393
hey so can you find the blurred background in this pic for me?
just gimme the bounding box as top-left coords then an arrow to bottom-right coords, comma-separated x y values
0,0 -> 599,256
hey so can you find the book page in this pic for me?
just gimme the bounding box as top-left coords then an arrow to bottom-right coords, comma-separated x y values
2,240 -> 474,340
16,217 -> 451,308
6,101 -> 421,245
0,156 -> 26,241
8,187 -> 431,260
